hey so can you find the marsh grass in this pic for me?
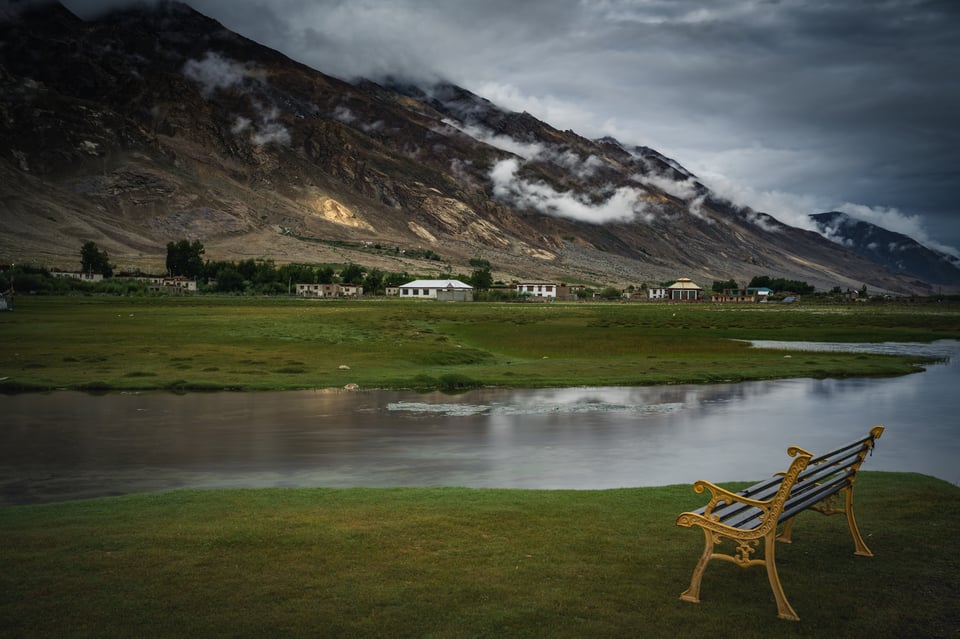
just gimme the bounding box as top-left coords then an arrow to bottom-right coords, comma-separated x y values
0,297 -> 957,392
0,473 -> 956,638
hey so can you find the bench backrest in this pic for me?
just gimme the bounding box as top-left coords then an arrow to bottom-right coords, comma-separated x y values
693,426 -> 884,531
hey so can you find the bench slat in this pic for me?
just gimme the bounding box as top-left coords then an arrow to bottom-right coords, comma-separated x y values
729,473 -> 854,530
780,473 -> 854,521
805,436 -> 873,467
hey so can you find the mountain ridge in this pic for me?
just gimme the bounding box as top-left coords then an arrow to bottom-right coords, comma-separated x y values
810,211 -> 960,287
0,1 -> 951,294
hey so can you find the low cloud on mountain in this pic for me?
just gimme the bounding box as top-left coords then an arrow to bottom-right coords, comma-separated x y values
490,158 -> 649,224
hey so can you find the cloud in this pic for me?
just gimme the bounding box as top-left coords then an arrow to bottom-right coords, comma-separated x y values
490,158 -> 649,224
244,102 -> 290,146
182,52 -> 290,146
250,121 -> 290,146
230,116 -> 251,134
182,51 -> 251,97
634,173 -> 699,201
444,120 -> 544,160
445,120 -> 606,182
331,105 -> 356,124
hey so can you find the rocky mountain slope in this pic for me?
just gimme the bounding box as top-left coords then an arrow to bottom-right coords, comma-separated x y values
0,1 -> 946,293
810,212 -> 960,287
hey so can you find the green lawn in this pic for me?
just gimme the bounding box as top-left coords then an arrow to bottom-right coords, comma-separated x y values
1,297 -> 957,392
1,473 -> 957,638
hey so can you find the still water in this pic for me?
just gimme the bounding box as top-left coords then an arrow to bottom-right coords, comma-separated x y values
2,341 -> 957,505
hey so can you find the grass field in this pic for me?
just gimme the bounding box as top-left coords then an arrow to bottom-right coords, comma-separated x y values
1,473 -> 957,638
3,299 -> 958,636
1,297 -> 958,392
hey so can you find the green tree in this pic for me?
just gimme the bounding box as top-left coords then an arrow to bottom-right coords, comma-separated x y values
362,268 -> 386,295
80,241 -> 114,277
598,286 -> 623,300
215,267 -> 245,292
468,267 -> 493,290
316,266 -> 335,284
748,275 -> 814,295
236,259 -> 257,281
339,263 -> 365,285
712,278 -> 738,293
383,271 -> 409,288
166,240 -> 205,278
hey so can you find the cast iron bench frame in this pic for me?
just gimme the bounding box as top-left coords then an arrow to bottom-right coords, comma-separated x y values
675,425 -> 884,621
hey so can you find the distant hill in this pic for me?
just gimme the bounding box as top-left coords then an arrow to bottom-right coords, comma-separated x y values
0,1 -> 948,294
810,212 -> 960,286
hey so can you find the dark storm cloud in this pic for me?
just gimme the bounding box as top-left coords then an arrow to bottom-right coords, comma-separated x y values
58,0 -> 960,253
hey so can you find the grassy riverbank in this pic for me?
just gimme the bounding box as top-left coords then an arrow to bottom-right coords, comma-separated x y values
1,473 -> 957,638
1,297 -> 958,392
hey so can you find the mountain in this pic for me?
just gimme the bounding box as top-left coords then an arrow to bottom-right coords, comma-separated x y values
0,1 -> 946,294
810,212 -> 960,287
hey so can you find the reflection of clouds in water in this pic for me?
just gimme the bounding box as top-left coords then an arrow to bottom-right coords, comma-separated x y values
386,400 -> 683,417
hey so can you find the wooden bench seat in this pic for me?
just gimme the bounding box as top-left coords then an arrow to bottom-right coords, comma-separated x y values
675,425 -> 884,621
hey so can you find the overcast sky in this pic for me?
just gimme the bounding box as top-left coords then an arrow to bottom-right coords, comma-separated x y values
61,0 -> 960,254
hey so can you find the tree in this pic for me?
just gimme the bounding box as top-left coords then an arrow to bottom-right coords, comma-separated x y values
166,240 -> 205,278
80,241 -> 113,277
712,279 -> 738,293
215,267 -> 245,292
598,286 -> 623,300
339,263 -> 365,285
362,268 -> 386,295
747,275 -> 814,295
468,267 -> 493,290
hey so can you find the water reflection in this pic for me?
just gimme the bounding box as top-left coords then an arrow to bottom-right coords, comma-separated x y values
1,341 -> 957,504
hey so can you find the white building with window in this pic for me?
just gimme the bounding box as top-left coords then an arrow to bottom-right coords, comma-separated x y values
398,279 -> 473,301
516,282 -> 557,298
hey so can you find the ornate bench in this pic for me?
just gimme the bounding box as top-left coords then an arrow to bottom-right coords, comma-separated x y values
675,425 -> 884,621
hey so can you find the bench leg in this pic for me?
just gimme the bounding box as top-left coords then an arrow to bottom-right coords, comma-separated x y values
844,486 -> 873,557
764,531 -> 800,621
679,527 -> 714,603
777,516 -> 797,544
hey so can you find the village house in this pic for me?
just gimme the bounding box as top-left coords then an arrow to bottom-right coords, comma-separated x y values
712,288 -> 755,303
649,278 -> 704,302
511,282 -> 581,301
296,283 -> 362,298
517,282 -> 557,299
121,275 -> 198,292
155,276 -> 197,292
53,271 -> 199,292
397,279 -> 473,301
51,270 -> 104,282
749,287 -> 773,300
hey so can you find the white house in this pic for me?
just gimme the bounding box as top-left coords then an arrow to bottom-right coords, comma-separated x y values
516,282 -> 558,299
398,279 -> 473,301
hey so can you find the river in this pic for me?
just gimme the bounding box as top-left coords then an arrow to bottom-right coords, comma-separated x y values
2,341 -> 957,505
